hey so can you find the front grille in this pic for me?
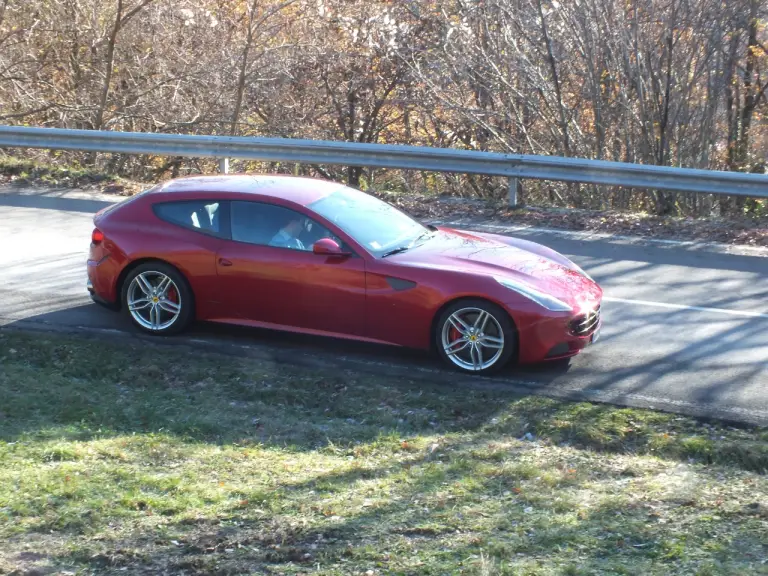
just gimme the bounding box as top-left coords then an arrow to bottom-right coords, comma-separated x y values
569,304 -> 600,336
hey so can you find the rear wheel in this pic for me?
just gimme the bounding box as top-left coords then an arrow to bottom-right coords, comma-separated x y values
435,299 -> 517,375
121,262 -> 193,335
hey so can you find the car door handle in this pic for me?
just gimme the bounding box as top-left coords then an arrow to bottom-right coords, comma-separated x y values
218,258 -> 233,266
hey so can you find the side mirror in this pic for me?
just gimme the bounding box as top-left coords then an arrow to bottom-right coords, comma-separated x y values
312,237 -> 349,256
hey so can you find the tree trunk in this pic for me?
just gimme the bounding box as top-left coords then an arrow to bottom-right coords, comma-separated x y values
94,0 -> 124,131
347,166 -> 363,188
655,20 -> 677,215
726,0 -> 768,214
536,0 -> 570,157
231,2 -> 255,136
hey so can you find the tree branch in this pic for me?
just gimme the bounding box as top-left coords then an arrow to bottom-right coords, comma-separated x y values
0,103 -> 57,121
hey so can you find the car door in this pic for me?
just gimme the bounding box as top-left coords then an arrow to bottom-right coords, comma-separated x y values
150,198 -> 229,318
214,199 -> 367,338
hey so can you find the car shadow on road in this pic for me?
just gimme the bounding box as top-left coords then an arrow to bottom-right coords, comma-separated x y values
5,298 -> 766,427
2,300 -> 575,386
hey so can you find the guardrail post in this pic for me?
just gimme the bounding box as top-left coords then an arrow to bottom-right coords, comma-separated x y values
219,158 -> 229,174
508,177 -> 519,208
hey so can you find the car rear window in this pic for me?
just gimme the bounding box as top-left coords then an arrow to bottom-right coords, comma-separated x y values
153,200 -> 223,236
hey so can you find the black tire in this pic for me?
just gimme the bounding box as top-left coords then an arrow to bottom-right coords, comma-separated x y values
120,261 -> 194,336
434,298 -> 517,375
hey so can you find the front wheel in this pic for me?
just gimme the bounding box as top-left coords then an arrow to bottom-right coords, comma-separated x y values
435,299 -> 517,375
121,262 -> 194,335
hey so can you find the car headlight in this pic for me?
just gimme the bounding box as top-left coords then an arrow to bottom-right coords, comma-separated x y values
494,277 -> 573,312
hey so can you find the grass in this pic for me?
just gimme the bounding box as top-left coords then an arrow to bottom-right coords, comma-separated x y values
1,329 -> 767,575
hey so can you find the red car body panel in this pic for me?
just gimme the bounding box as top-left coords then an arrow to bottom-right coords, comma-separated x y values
214,241 -> 368,338
88,175 -> 602,364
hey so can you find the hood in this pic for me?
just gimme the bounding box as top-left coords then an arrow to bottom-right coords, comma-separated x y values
392,227 -> 602,307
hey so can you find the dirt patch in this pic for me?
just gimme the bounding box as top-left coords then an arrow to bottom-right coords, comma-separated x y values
0,158 -> 146,197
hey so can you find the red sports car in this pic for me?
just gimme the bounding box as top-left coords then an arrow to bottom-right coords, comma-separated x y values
87,175 -> 602,374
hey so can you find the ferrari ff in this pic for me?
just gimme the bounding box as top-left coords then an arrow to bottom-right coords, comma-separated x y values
87,175 -> 602,374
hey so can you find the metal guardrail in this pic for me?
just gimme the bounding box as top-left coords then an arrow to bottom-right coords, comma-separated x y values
1,125 -> 767,207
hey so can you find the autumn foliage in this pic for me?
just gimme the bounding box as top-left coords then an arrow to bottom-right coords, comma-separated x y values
0,0 -> 767,216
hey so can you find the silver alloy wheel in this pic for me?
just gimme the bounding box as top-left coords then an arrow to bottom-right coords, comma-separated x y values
440,307 -> 505,371
127,271 -> 182,331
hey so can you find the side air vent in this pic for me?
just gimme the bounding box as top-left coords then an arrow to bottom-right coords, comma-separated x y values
385,277 -> 417,291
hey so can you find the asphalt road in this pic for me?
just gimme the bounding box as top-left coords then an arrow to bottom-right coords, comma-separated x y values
1,186 -> 767,425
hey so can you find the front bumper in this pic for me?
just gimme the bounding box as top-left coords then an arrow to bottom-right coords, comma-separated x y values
512,301 -> 602,364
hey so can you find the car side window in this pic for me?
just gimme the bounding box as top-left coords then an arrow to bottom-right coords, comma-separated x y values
230,201 -> 343,252
154,201 -> 222,236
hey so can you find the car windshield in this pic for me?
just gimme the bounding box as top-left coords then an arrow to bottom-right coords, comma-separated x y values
308,187 -> 430,257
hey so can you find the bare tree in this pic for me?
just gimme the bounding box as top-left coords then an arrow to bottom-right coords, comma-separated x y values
94,0 -> 156,130
229,0 -> 296,135
0,0 -> 766,215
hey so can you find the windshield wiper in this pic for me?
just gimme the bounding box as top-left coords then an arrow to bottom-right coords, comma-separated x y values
381,230 -> 435,258
412,230 -> 435,245
381,246 -> 411,258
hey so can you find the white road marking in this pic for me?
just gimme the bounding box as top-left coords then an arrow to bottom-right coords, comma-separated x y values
603,296 -> 768,319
